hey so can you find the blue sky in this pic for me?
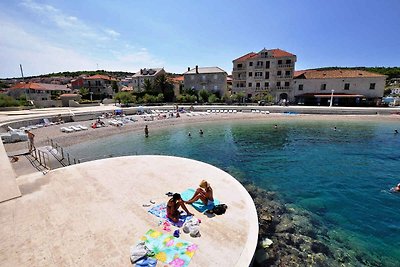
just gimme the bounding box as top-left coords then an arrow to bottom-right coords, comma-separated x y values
1,0 -> 399,78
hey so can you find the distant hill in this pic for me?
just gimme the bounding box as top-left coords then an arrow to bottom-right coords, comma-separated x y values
313,67 -> 400,80
32,70 -> 135,78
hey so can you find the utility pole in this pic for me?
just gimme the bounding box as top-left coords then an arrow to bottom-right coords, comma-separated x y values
20,64 -> 24,82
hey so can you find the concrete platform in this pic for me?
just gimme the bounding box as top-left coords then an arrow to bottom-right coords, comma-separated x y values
0,155 -> 258,266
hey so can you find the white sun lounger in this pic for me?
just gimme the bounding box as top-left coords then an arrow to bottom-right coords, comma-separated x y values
70,126 -> 82,131
77,125 -> 88,130
60,127 -> 74,133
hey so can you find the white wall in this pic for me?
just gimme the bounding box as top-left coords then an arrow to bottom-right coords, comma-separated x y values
293,77 -> 385,98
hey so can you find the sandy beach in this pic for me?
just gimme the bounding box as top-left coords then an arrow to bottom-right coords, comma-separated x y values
4,111 -> 400,176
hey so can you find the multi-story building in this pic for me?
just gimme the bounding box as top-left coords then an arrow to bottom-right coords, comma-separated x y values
232,48 -> 296,103
132,68 -> 165,92
71,74 -> 117,99
293,69 -> 386,106
7,82 -> 71,107
183,66 -> 227,97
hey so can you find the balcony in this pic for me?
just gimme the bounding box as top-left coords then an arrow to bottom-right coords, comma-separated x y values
276,75 -> 292,79
276,86 -> 291,90
233,76 -> 247,81
254,65 -> 264,69
233,67 -> 246,71
277,63 -> 294,68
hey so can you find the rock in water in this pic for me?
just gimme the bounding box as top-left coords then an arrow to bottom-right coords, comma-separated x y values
262,238 -> 273,248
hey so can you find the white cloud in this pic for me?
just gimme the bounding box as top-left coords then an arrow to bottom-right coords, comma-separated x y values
0,1 -> 166,77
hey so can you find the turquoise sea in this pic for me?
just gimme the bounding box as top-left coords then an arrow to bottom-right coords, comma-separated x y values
67,119 -> 400,265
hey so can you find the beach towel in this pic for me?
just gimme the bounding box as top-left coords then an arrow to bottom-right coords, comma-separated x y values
181,188 -> 220,213
139,229 -> 197,267
148,203 -> 193,227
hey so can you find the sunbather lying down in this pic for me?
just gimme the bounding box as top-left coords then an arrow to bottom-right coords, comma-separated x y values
167,193 -> 193,223
185,180 -> 214,206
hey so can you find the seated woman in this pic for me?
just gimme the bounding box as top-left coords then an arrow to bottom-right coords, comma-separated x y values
167,193 -> 193,223
185,180 -> 214,205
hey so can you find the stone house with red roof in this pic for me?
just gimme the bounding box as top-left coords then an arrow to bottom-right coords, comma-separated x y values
232,48 -> 297,103
7,82 -> 71,107
71,74 -> 118,99
293,69 -> 386,106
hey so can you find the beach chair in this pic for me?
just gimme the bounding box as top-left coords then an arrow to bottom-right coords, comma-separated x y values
77,125 -> 88,130
228,110 -> 233,113
60,127 -> 74,133
224,110 -> 228,113
70,125 -> 82,131
233,110 -> 238,113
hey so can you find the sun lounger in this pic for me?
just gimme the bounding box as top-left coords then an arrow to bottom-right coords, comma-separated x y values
70,125 -> 82,131
224,110 -> 228,113
60,127 -> 74,133
233,110 -> 237,113
77,125 -> 88,130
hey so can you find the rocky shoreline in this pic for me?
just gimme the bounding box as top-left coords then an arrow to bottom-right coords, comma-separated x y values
243,181 -> 383,267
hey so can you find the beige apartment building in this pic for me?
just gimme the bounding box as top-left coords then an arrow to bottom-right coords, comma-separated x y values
132,68 -> 166,92
232,48 -> 297,103
293,69 -> 386,106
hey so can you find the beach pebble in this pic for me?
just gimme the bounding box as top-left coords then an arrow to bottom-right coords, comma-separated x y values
262,238 -> 273,248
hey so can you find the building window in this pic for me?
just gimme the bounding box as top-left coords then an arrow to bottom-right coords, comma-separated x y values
344,83 -> 350,90
285,70 -> 291,76
214,85 -> 218,90
278,60 -> 282,65
321,84 -> 326,90
265,82 -> 269,87
248,72 -> 253,77
256,82 -> 260,88
257,61 -> 263,67
202,75 -> 206,80
277,71 -> 282,76
214,74 -> 218,80
277,82 -> 281,87
369,83 -> 376,89
265,61 -> 270,68
249,62 -> 253,66
248,82 -> 252,87
286,59 -> 292,64
285,82 -> 290,87
298,84 -> 303,90
237,63 -> 242,68
255,72 -> 263,77
265,72 -> 270,79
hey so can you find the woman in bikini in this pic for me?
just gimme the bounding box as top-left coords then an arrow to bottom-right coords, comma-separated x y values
185,180 -> 214,205
167,193 -> 193,223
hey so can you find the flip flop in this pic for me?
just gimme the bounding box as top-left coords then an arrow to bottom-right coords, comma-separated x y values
150,200 -> 156,204
165,192 -> 173,197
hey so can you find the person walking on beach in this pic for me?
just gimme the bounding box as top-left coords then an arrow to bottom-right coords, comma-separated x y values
144,125 -> 149,137
25,130 -> 35,152
167,193 -> 193,223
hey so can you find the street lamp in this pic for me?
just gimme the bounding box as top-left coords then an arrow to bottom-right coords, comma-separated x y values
329,90 -> 334,107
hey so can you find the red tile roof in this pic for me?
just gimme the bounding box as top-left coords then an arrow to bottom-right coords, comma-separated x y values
9,82 -> 69,91
86,75 -> 117,81
170,76 -> 184,83
270,49 -> 295,58
234,49 -> 295,62
233,52 -> 257,62
294,69 -> 386,79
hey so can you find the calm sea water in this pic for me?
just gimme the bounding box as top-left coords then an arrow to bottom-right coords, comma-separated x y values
67,118 -> 400,265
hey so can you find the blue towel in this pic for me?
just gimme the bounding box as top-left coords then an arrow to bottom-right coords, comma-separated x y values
181,188 -> 220,213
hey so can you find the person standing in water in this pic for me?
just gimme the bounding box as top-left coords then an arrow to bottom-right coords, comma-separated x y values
144,125 -> 149,137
